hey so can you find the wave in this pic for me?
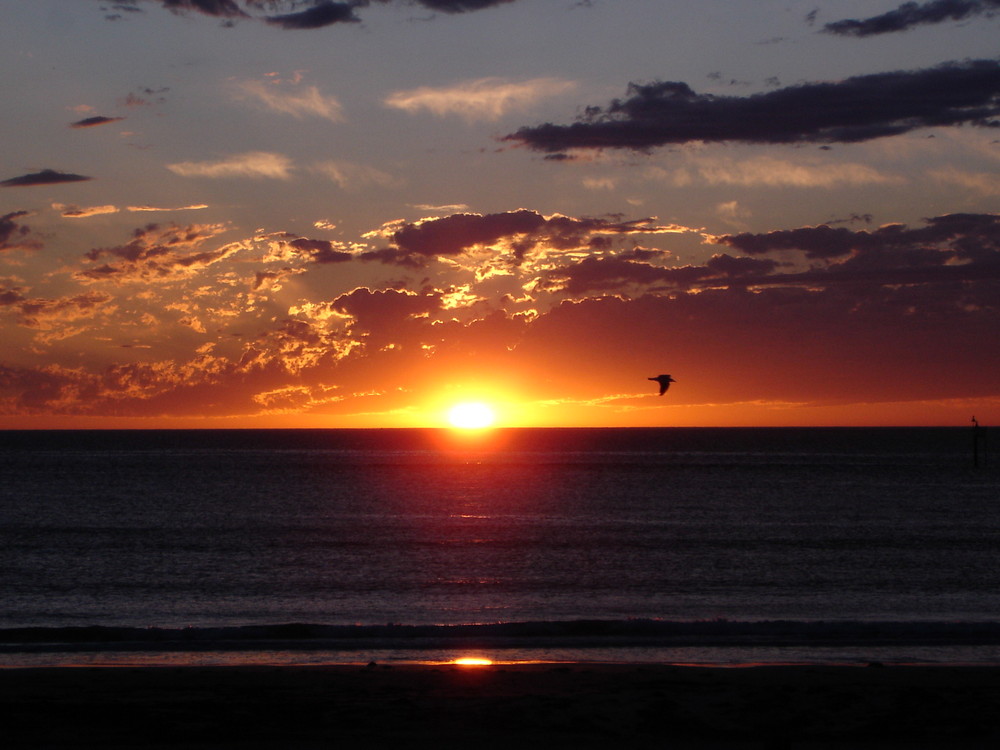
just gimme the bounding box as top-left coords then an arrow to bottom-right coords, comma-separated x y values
5,619 -> 1000,653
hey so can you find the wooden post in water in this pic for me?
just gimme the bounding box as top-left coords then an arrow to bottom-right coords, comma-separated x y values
972,416 -> 980,469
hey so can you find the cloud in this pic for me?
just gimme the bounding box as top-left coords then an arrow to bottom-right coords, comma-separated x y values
4,205 -> 996,420
285,237 -> 355,264
54,204 -> 120,218
362,209 -> 688,266
158,0 -> 248,18
411,203 -> 470,213
264,1 -> 361,29
825,0 -> 1000,37
167,151 -> 293,179
931,166 -> 1000,195
0,283 -> 27,307
312,160 -> 402,189
1,211 -> 42,252
232,79 -> 344,121
113,1 -> 520,29
385,77 -> 577,122
1,169 -> 92,187
127,203 -> 210,212
69,115 -> 125,128
122,86 -> 170,107
535,212 -> 1000,298
673,156 -> 902,188
74,222 -> 238,283
333,286 -> 442,334
718,212 -> 999,259
10,291 -> 115,335
406,0 -> 518,11
650,156 -> 900,188
504,60 -> 1000,153
252,266 -> 306,291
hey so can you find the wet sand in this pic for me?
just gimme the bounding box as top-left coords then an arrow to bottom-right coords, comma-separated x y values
3,663 -> 1000,748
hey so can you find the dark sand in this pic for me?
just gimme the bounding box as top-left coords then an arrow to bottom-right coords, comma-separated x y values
3,663 -> 1000,748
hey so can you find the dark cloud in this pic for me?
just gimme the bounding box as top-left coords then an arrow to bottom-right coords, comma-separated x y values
1,211 -> 36,251
721,213 -> 1000,262
334,287 -> 441,331
1,169 -> 92,187
70,115 -> 125,128
116,0 -> 518,28
537,213 -> 1000,298
251,267 -> 303,291
75,222 -> 235,283
264,2 -> 361,29
825,0 -> 1000,37
504,60 -> 1000,153
161,0 -> 247,17
0,285 -> 27,306
407,0 -> 517,11
288,237 -> 354,263
706,213 -> 1000,290
366,209 -> 683,266
538,256 -> 710,295
539,253 -> 784,296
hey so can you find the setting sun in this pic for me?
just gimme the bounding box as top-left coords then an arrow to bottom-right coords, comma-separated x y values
447,402 -> 496,430
452,657 -> 494,666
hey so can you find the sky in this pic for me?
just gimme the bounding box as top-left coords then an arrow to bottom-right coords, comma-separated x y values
1,0 -> 998,429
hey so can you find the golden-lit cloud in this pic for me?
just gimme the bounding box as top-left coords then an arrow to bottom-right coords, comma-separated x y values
232,79 -> 345,121
384,77 -> 577,122
931,167 -> 1000,196
74,223 -> 239,284
54,204 -> 120,219
412,204 -> 470,213
648,155 -> 900,188
13,291 -> 115,336
127,204 -> 210,212
312,160 -> 403,190
167,152 -> 294,179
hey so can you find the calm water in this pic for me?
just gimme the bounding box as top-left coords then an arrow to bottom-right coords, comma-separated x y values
1,427 -> 998,664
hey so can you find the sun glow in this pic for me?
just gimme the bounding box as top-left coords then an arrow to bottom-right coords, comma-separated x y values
447,402 -> 496,429
452,657 -> 494,666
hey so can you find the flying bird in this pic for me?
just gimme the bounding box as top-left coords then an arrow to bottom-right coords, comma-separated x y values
649,374 -> 676,395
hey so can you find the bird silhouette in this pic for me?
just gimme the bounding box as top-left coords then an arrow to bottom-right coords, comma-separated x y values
649,374 -> 676,395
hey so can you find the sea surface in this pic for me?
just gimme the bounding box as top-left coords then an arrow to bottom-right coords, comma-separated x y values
1,426 -> 998,666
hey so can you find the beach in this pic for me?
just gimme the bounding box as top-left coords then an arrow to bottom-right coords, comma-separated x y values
3,663 -> 1000,748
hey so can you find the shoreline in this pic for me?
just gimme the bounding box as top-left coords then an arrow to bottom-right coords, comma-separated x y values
3,663 -> 1000,748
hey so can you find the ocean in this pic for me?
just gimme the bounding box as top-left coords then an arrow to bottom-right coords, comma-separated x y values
1,427 -> 998,666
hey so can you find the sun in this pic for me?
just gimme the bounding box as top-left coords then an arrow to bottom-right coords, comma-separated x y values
447,402 -> 496,430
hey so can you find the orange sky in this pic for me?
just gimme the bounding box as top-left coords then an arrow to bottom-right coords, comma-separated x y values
2,2 -> 999,429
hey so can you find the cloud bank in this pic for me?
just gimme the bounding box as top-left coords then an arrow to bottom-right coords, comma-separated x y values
825,0 -> 1000,37
505,60 -> 1000,153
362,209 -> 687,266
2,204 -> 997,419
111,1 -> 520,29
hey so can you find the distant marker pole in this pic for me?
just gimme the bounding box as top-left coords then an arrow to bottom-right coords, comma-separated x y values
971,416 -> 980,469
